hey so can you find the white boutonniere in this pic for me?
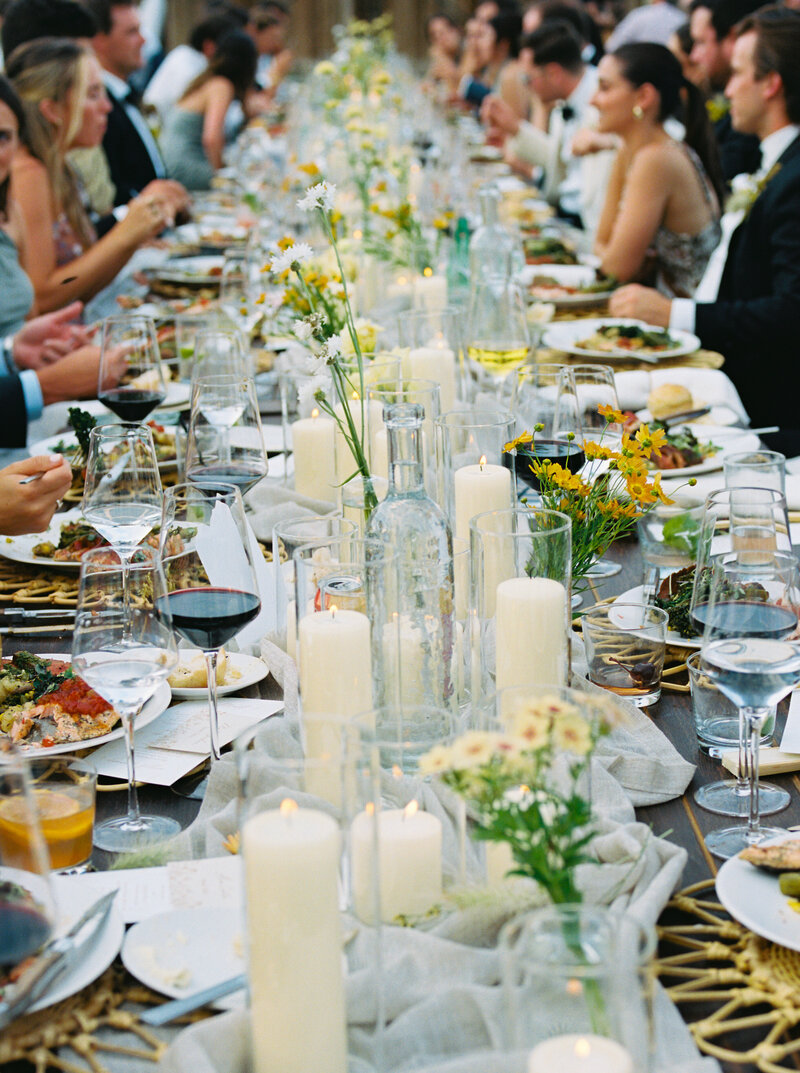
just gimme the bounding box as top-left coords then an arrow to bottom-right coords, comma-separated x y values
725,163 -> 781,216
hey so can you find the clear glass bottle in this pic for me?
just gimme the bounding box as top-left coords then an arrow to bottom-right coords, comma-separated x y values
467,249 -> 532,380
469,183 -> 525,282
367,403 -> 457,712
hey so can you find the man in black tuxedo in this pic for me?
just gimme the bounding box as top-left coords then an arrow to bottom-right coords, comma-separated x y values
85,0 -> 188,213
688,0 -> 762,183
609,6 -> 800,455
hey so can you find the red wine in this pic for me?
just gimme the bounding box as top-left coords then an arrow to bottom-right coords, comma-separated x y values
0,901 -> 51,969
99,389 -> 165,421
503,439 -> 586,491
158,587 -> 261,649
187,462 -> 266,495
691,600 -> 797,640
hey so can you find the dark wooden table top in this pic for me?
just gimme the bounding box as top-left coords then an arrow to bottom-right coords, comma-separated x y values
3,532 -> 796,1072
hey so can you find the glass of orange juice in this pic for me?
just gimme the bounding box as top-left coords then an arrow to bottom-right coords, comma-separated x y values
0,756 -> 96,873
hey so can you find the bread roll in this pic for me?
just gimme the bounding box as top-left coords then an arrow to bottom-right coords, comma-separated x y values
647,383 -> 693,420
168,649 -> 228,689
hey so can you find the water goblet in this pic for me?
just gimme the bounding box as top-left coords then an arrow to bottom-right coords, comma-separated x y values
185,374 -> 268,495
159,482 -> 261,761
72,546 -> 179,852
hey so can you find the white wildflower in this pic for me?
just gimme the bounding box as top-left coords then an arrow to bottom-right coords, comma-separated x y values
270,242 -> 313,274
320,333 -> 343,362
295,318 -> 314,342
297,181 -> 337,212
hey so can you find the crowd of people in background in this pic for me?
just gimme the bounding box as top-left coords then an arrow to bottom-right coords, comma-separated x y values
0,0 -> 798,524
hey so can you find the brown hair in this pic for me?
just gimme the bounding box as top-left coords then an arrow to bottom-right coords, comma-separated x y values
736,5 -> 800,124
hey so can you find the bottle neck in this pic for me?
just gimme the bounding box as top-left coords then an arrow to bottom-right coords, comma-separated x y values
479,192 -> 500,227
386,421 -> 425,495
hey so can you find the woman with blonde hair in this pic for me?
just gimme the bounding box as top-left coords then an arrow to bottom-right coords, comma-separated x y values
7,37 -> 168,312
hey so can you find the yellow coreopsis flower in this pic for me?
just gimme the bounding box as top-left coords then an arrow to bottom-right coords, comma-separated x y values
598,404 -> 624,424
634,424 -> 667,453
584,442 -> 613,461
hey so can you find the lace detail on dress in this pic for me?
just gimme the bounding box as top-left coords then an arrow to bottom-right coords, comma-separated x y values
52,213 -> 86,268
652,145 -> 721,298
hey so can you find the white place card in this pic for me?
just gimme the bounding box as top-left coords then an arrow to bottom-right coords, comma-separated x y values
54,856 -> 243,924
780,689 -> 800,753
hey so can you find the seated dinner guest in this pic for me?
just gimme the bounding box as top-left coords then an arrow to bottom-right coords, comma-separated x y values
7,38 -> 170,313
609,7 -> 800,455
591,43 -> 723,295
160,29 -> 258,191
0,455 -> 72,534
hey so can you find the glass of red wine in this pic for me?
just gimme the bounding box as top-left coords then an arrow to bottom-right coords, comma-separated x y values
97,315 -> 168,421
504,364 -> 584,493
159,482 -> 261,760
185,374 -> 268,496
693,549 -> 800,859
0,742 -> 56,987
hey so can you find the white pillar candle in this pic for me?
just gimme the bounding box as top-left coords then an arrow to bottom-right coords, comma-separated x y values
350,800 -> 443,923
386,273 -> 415,301
286,598 -> 297,660
244,803 -> 347,1073
413,272 -> 448,311
334,397 -> 383,482
406,346 -> 456,413
528,1035 -> 634,1073
292,409 -> 336,503
495,577 -> 568,693
454,460 -> 512,543
485,840 -> 516,885
371,427 -> 389,480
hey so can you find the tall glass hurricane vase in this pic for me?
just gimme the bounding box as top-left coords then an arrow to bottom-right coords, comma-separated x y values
72,547 -> 178,853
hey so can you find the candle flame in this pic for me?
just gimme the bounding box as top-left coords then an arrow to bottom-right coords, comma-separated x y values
397,275 -> 408,286
280,798 -> 298,816
479,455 -> 487,470
404,800 -> 419,819
353,229 -> 363,240
423,266 -> 433,278
365,802 -> 375,816
566,978 -> 583,997
392,764 -> 402,779
351,390 -> 360,400
311,407 -> 319,419
574,1038 -> 591,1057
520,784 -> 529,793
330,604 -> 338,620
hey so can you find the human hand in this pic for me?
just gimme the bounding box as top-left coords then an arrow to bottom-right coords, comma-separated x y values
123,193 -> 171,242
11,302 -> 89,369
36,345 -> 109,406
140,179 -> 191,221
570,129 -> 618,156
0,455 -> 73,535
270,48 -> 293,83
480,95 -> 520,137
608,284 -> 672,326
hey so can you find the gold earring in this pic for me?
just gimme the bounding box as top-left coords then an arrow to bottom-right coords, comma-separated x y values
632,104 -> 644,119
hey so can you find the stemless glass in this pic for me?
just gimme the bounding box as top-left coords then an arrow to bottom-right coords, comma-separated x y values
98,314 -> 167,421
72,546 -> 178,852
82,424 -> 163,562
0,742 -> 56,976
159,482 -> 261,761
693,550 -> 800,858
185,374 -> 268,495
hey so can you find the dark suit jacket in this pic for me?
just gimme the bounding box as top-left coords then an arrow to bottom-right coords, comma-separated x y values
1,374 -> 29,448
103,89 -> 162,207
695,131 -> 800,433
715,112 -> 761,185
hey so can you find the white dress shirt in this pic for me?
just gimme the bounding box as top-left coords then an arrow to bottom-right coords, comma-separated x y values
103,69 -> 166,180
670,124 -> 800,332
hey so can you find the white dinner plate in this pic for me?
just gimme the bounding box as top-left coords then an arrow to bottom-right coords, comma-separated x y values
151,256 -> 225,285
168,651 -> 269,699
121,907 -> 246,1007
1,509 -> 110,572
716,834 -> 800,952
519,263 -> 616,308
9,676 -> 172,756
543,318 -> 701,361
29,426 -> 180,471
635,405 -> 741,428
644,424 -> 761,478
613,585 -> 701,650
30,879 -> 125,1012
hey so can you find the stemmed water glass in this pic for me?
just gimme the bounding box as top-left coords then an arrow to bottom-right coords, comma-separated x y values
693,549 -> 800,858
185,374 -> 268,495
689,485 -> 793,818
191,329 -> 251,383
72,546 -> 178,852
97,314 -> 167,421
159,482 -> 261,761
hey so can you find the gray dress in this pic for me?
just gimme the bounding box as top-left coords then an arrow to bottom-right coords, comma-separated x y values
159,109 -> 214,192
0,228 -> 35,337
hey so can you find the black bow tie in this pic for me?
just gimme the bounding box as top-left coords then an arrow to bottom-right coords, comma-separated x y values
124,84 -> 142,108
560,104 -> 575,121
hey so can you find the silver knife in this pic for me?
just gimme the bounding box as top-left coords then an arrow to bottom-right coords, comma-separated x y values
0,609 -> 77,619
0,889 -> 117,1029
662,407 -> 712,426
138,972 -> 247,1025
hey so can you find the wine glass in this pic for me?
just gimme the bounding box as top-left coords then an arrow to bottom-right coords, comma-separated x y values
504,365 -> 584,497
98,314 -> 168,421
693,549 -> 800,859
82,424 -> 163,560
191,329 -> 252,384
185,374 -> 268,495
0,742 -> 56,985
174,312 -> 221,381
689,486 -> 793,817
159,482 -> 261,761
72,546 -> 179,852
555,364 -> 623,582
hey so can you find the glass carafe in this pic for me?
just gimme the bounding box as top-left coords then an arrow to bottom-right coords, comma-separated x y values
366,403 -> 457,712
469,183 -> 525,281
467,249 -> 531,380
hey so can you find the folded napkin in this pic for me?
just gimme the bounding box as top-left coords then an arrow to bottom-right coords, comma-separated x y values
244,475 -> 338,543
659,471 -> 800,513
614,368 -> 749,424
